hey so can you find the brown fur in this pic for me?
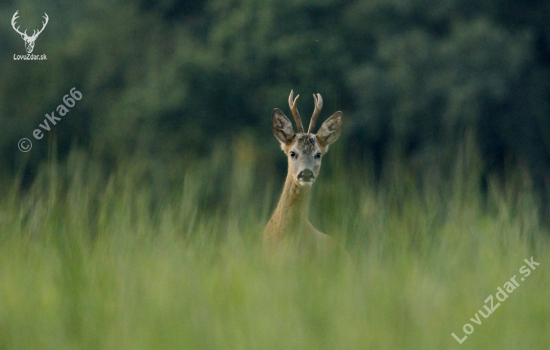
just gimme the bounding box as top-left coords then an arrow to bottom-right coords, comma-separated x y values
264,91 -> 343,256
263,165 -> 333,256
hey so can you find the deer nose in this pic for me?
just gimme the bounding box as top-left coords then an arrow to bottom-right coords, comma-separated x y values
298,169 -> 315,182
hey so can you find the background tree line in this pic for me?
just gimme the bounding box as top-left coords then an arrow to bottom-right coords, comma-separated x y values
1,0 -> 549,214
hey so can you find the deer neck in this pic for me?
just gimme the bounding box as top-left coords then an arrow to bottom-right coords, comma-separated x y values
271,172 -> 312,234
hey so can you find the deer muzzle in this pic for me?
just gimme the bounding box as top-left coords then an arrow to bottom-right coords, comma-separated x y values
297,169 -> 315,185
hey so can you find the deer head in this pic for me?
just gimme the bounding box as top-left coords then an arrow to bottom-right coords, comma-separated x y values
11,11 -> 49,54
272,90 -> 343,187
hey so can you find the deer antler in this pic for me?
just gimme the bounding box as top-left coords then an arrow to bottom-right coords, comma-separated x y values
11,11 -> 27,37
11,11 -> 48,39
308,93 -> 323,133
30,13 -> 49,39
288,90 -> 305,133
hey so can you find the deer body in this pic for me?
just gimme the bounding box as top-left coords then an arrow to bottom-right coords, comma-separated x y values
263,90 -> 343,255
264,171 -> 331,253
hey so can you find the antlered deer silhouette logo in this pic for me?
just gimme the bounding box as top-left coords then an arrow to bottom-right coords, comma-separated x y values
11,11 -> 49,54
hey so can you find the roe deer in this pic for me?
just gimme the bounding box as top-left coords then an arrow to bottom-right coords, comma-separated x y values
263,90 -> 343,255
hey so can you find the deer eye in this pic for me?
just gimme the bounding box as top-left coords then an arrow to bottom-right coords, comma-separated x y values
314,153 -> 321,159
289,151 -> 297,158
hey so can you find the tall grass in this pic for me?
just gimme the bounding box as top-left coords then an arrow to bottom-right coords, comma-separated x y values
0,142 -> 549,349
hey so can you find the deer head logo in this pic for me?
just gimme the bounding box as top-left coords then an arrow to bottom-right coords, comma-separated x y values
11,11 -> 49,54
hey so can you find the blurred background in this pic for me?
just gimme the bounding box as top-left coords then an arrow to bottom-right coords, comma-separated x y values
2,2 -> 550,348
1,0 -> 550,218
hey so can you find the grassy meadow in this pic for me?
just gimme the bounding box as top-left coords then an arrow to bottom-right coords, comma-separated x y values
0,142 -> 549,350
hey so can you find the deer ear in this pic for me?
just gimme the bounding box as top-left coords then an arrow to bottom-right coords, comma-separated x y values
316,111 -> 342,147
272,108 -> 295,144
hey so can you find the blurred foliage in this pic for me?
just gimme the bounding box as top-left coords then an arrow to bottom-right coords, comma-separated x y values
0,145 -> 549,348
1,0 -> 550,201
1,2 -> 550,344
